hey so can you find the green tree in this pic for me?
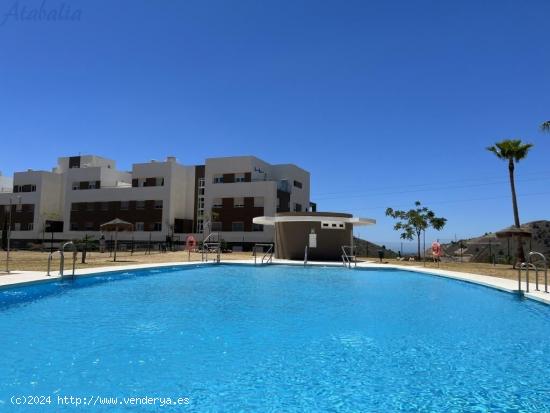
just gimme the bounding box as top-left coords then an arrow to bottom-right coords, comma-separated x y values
541,121 -> 550,133
385,201 -> 447,260
487,139 -> 533,263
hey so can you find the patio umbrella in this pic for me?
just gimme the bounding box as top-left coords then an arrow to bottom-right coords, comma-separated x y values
100,219 -> 134,262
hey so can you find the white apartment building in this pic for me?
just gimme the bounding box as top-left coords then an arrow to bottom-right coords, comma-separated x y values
0,172 -> 13,193
0,154 -> 311,250
199,156 -> 310,248
0,169 -> 63,239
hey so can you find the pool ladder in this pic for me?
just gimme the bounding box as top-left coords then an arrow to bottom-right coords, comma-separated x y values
517,251 -> 548,294
341,245 -> 356,269
201,232 -> 221,263
47,241 -> 77,279
253,243 -> 273,265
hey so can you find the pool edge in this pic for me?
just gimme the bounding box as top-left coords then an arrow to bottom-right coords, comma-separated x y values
1,259 -> 548,305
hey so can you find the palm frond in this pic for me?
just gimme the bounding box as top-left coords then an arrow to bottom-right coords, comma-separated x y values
487,139 -> 533,162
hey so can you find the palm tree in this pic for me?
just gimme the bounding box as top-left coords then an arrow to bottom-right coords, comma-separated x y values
541,121 -> 550,132
487,139 -> 533,264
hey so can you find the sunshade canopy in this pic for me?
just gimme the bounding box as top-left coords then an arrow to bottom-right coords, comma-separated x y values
100,218 -> 134,232
495,227 -> 532,239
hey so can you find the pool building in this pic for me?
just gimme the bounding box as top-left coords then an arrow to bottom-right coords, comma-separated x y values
254,212 -> 376,260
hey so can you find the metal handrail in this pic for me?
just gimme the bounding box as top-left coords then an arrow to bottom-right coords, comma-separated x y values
203,242 -> 221,263
62,241 -> 77,279
304,246 -> 308,266
528,251 -> 548,293
47,242 -> 77,279
253,243 -> 274,265
201,232 -> 220,263
341,245 -> 356,269
263,244 -> 273,264
47,250 -> 64,277
518,262 -> 537,293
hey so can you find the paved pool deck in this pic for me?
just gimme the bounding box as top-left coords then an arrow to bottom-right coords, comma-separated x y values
0,259 -> 548,305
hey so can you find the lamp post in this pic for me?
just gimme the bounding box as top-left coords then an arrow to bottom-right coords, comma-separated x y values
6,195 -> 21,273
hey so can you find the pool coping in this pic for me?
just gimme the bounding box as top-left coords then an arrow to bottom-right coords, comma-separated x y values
0,259 -> 548,305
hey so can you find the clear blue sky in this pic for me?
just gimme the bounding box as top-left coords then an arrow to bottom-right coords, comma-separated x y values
1,0 -> 549,248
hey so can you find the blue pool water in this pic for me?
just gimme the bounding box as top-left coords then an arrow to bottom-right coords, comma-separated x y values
0,264 -> 549,412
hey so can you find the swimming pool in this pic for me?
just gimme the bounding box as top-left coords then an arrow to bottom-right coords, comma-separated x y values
0,264 -> 549,412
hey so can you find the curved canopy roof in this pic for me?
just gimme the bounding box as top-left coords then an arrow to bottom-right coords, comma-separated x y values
253,214 -> 376,226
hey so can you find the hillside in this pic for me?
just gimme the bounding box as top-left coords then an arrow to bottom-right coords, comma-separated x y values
437,220 -> 550,263
353,237 -> 398,258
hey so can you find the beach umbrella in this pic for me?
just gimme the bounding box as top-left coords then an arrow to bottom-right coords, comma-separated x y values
100,219 -> 134,262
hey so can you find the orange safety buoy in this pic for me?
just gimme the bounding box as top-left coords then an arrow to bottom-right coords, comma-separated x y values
185,235 -> 197,251
431,241 -> 442,257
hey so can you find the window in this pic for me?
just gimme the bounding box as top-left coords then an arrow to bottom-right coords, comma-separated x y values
235,173 -> 245,183
87,203 -> 94,211
154,200 -> 163,209
231,222 -> 244,232
213,174 -> 224,184
278,180 -> 290,192
14,223 -> 21,231
234,197 -> 244,208
85,222 -> 94,230
71,203 -> 79,211
253,223 -> 263,232
198,198 -> 205,209
88,181 -> 97,189
321,221 -> 345,230
211,222 -> 222,231
294,203 -> 302,212
153,222 -> 162,231
101,202 -> 109,211
120,201 -> 129,210
70,222 -> 79,231
254,197 -> 264,208
136,201 -> 146,209
293,180 -> 303,189
212,198 -> 223,208
156,177 -> 164,186
135,222 -> 145,231
25,223 -> 34,231
199,187 -> 205,195
72,182 -> 80,190
197,219 -> 204,233
12,184 -> 30,192
16,204 -> 22,212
